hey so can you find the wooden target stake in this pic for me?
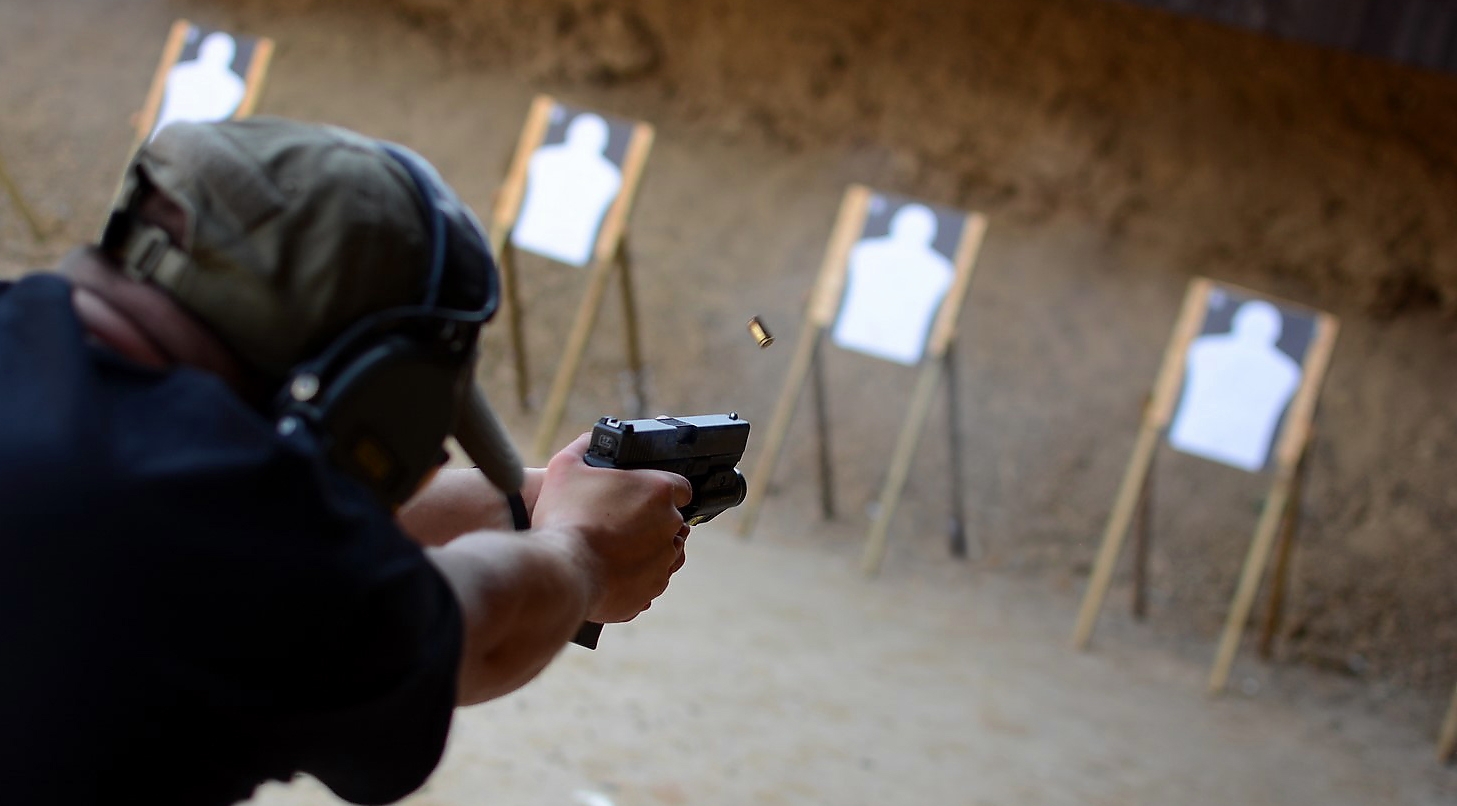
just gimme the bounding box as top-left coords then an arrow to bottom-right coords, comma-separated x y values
1258,446 -> 1308,659
529,134 -> 653,462
488,96 -> 554,410
737,187 -> 872,538
859,212 -> 986,575
1439,682 -> 1457,763
0,150 -> 46,243
1207,314 -> 1338,693
1072,280 -> 1212,650
859,357 -> 946,574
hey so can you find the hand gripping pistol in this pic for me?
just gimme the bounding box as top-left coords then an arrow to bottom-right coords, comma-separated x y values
572,413 -> 750,648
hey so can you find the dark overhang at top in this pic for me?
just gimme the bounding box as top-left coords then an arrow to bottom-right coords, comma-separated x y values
1118,0 -> 1457,74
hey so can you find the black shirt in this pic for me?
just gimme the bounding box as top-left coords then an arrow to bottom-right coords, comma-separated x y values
0,275 -> 461,805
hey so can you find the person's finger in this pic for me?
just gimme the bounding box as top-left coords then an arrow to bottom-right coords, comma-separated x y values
673,477 -> 693,510
544,434 -> 593,474
561,432 -> 592,456
639,469 -> 693,510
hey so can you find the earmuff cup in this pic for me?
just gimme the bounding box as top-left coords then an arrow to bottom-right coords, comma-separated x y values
278,333 -> 469,509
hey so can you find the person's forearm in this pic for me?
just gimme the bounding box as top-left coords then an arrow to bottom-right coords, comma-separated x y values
426,527 -> 598,705
398,467 -> 546,547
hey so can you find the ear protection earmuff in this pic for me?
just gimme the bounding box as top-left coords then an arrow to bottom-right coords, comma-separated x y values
272,143 -> 520,510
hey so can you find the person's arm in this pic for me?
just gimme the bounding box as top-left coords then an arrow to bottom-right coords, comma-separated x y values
426,434 -> 692,706
426,527 -> 597,704
397,466 -> 547,547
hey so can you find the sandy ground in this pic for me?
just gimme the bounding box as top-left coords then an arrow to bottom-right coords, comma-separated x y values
246,525 -> 1457,806
4,0 -> 1457,803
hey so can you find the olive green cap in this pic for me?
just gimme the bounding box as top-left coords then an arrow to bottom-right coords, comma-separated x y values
123,117 -> 433,379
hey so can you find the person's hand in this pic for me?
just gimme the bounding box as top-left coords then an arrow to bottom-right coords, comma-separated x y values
532,433 -> 693,624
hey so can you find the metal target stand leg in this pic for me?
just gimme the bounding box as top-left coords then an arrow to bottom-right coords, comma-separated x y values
495,236 -> 533,411
616,238 -> 650,419
809,337 -> 836,520
944,342 -> 973,559
1130,451 -> 1154,621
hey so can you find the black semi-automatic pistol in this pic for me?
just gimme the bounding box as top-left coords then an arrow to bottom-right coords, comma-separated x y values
584,413 -> 750,525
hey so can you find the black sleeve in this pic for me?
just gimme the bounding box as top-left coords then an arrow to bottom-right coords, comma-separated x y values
262,531 -> 464,805
155,473 -> 466,805
0,276 -> 464,805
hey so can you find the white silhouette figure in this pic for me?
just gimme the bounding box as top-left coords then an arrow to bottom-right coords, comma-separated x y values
152,32 -> 247,140
1168,300 -> 1303,472
830,203 -> 956,366
512,113 -> 623,267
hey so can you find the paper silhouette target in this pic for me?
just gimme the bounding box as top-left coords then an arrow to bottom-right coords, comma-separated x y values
154,30 -> 248,138
511,105 -> 636,267
1167,289 -> 1318,473
830,194 -> 966,366
135,21 -> 273,145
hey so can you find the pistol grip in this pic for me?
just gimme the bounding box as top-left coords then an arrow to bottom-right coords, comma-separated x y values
572,620 -> 603,650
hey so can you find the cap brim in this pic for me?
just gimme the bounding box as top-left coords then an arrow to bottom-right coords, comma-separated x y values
455,383 -> 525,495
